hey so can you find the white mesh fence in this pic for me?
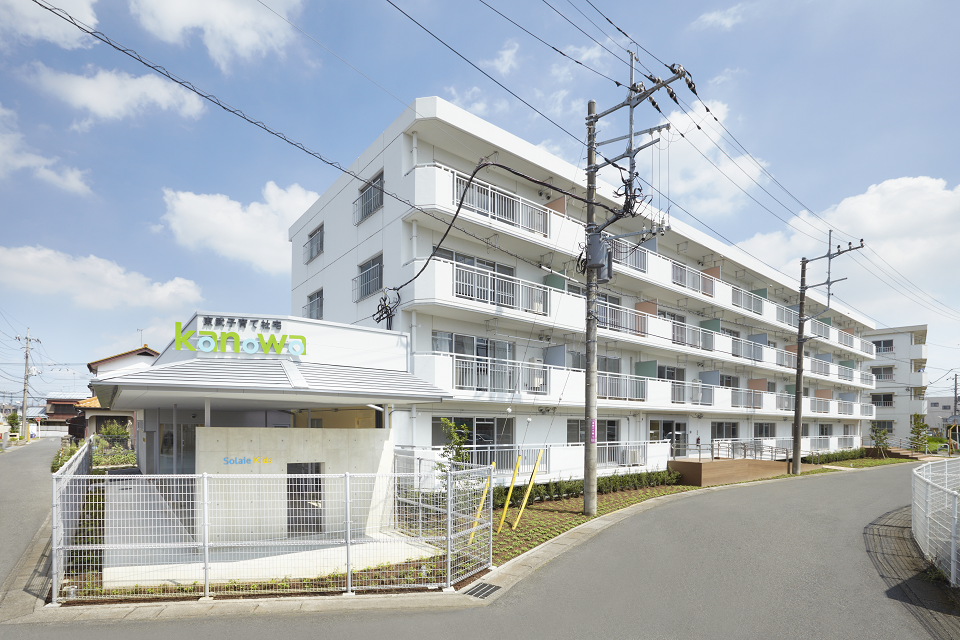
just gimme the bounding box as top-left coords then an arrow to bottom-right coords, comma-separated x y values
52,455 -> 492,602
912,458 -> 960,586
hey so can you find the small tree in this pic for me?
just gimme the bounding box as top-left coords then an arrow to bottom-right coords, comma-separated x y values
438,417 -> 472,467
7,411 -> 20,438
98,419 -> 130,437
909,413 -> 929,453
871,421 -> 890,458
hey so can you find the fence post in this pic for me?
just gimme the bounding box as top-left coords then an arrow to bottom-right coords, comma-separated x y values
926,475 -> 932,556
952,492 -> 958,586
446,468 -> 453,589
488,464 -> 493,569
51,474 -> 59,604
202,473 -> 210,598
345,472 -> 351,593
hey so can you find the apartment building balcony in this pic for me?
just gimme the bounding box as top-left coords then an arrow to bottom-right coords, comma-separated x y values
409,164 -> 875,360
411,352 -> 875,420
910,371 -> 930,387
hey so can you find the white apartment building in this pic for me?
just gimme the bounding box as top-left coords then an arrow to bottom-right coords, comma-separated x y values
861,325 -> 928,441
288,97 -> 879,480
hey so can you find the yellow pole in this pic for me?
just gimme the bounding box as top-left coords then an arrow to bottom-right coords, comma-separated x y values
497,454 -> 522,534
511,449 -> 543,530
468,462 -> 494,545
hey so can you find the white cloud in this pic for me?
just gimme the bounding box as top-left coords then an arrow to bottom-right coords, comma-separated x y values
0,102 -> 91,195
28,63 -> 206,131
692,3 -> 749,30
737,177 -> 960,346
445,86 -> 491,117
0,246 -> 202,310
550,43 -> 604,84
0,0 -> 98,49
631,100 -> 765,216
481,41 -> 519,76
159,181 -> 319,275
710,67 -> 746,85
128,0 -> 303,72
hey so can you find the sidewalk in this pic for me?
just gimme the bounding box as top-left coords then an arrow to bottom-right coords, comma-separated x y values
0,469 -> 854,625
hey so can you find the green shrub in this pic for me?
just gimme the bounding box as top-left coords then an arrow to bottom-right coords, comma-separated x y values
802,447 -> 867,465
51,443 -> 79,472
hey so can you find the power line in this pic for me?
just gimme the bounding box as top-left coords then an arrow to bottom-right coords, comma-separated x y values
539,0 -> 629,67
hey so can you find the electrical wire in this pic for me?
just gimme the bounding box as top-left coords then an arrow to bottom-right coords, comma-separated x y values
539,0 -> 629,68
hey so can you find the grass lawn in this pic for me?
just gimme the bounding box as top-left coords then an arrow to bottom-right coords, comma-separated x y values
492,485 -> 696,566
828,457 -> 913,469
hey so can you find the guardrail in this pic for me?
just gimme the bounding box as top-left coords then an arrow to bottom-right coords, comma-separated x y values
452,354 -> 549,395
453,262 -> 549,315
452,170 -> 550,236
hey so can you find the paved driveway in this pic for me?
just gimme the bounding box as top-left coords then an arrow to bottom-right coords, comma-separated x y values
0,439 -> 58,588
2,462 -> 931,640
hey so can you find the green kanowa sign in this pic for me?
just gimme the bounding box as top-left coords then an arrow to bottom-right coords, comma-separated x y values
174,322 -> 307,355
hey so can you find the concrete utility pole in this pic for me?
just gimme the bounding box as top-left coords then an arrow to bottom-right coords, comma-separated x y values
582,54 -> 683,515
18,329 -> 39,442
789,232 -> 863,474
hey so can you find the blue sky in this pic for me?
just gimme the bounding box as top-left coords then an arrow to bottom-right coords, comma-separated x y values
1,0 -> 959,399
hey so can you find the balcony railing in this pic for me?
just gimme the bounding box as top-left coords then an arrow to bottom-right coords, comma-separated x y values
453,262 -> 549,316
672,262 -> 715,297
871,400 -> 894,407
838,401 -> 854,415
671,381 -> 714,406
302,230 -> 323,264
838,365 -> 853,381
776,305 -> 799,327
732,338 -> 762,361
777,350 -> 798,369
860,340 -> 876,356
452,354 -> 548,395
353,176 -> 384,225
452,170 -> 549,236
776,393 -> 795,411
672,323 -> 714,351
837,331 -> 854,348
352,263 -> 382,302
731,389 -> 763,409
861,371 -> 876,384
732,287 -> 764,314
860,403 -> 875,417
606,235 -> 648,273
809,320 -> 830,339
810,398 -> 831,414
875,345 -> 894,354
597,373 -> 646,401
596,300 -> 647,336
873,373 -> 893,381
302,298 -> 322,320
809,358 -> 830,376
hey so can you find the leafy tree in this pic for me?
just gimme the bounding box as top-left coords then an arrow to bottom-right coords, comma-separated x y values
909,413 -> 929,452
437,417 -> 472,467
98,419 -> 130,437
6,410 -> 19,430
871,421 -> 890,458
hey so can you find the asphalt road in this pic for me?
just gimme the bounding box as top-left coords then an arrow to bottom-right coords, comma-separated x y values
0,439 -> 58,588
2,461 -> 930,640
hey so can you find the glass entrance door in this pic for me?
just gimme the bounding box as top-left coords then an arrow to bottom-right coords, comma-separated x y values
663,421 -> 687,457
178,423 -> 196,474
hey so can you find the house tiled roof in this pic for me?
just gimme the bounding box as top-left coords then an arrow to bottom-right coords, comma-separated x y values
46,391 -> 91,400
87,345 -> 160,373
75,396 -> 100,408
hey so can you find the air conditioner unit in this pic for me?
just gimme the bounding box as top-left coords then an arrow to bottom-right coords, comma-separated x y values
628,449 -> 643,465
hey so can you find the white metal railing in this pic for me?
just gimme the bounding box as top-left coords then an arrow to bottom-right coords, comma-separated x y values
777,350 -> 798,369
809,358 -> 830,376
452,354 -> 548,395
731,389 -> 763,409
596,300 -> 647,336
838,331 -> 855,347
453,262 -> 549,316
809,319 -> 830,339
671,262 -> 715,297
776,305 -> 799,327
352,263 -> 382,302
838,365 -> 853,381
732,287 -> 764,314
672,322 -> 715,351
671,381 -> 714,406
302,297 -> 322,320
732,338 -> 762,361
861,340 -> 877,356
597,373 -> 646,401
302,228 -> 323,264
861,403 -> 875,417
838,401 -> 854,415
861,371 -> 876,385
810,397 -> 831,413
606,235 -> 648,273
353,176 -> 384,225
777,393 -> 795,411
453,171 -> 549,236
872,400 -> 894,407
913,458 -> 960,587
874,373 -> 893,381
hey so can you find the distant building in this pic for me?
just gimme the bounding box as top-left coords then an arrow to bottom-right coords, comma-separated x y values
861,324 -> 928,441
927,395 -> 960,436
73,345 -> 160,439
43,392 -> 90,434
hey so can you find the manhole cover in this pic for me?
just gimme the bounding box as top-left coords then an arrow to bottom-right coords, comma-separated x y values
463,582 -> 500,599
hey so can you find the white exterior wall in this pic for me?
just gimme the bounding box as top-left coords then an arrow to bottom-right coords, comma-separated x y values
290,97 -> 886,453
862,325 -> 928,440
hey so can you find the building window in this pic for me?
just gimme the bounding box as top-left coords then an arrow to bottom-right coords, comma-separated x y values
871,366 -> 894,380
719,375 -> 739,388
721,327 -> 740,338
872,339 -> 894,353
871,421 -> 894,434
309,418 -> 323,429
566,419 -> 618,443
767,340 -> 778,349
354,173 -> 383,225
819,424 -> 832,437
801,423 -> 809,437
658,310 -> 686,324
303,224 -> 324,264
755,423 -> 775,438
945,405 -> 953,411
304,289 -> 323,320
931,402 -> 940,407
657,366 -> 685,381
567,352 -> 620,373
871,394 -> 893,407
767,381 -> 777,393
712,422 -> 738,439
353,254 -> 383,302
